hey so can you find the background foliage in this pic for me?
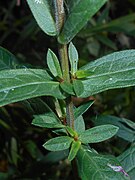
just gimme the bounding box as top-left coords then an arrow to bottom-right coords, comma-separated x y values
0,0 -> 135,179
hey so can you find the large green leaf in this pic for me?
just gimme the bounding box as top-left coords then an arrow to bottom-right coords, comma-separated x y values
79,125 -> 119,144
118,145 -> 135,179
93,115 -> 135,142
27,0 -> 56,36
43,136 -> 73,151
77,146 -> 130,180
0,69 -> 65,106
32,112 -> 64,128
80,50 -> 135,97
59,0 -> 107,43
0,47 -> 18,70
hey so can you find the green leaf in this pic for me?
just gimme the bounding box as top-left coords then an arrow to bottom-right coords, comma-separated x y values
76,70 -> 93,79
93,115 -> 135,142
73,101 -> 94,133
118,145 -> 135,179
0,47 -> 18,70
80,50 -> 135,97
0,69 -> 65,106
47,49 -> 62,78
44,150 -> 69,164
60,81 -> 75,95
27,0 -> 56,36
74,100 -> 94,119
73,79 -> 84,96
59,0 -> 107,43
79,125 -> 119,144
66,126 -> 77,137
68,140 -> 81,161
68,42 -> 78,74
74,115 -> 85,133
77,146 -> 130,180
32,112 -> 64,128
43,136 -> 73,151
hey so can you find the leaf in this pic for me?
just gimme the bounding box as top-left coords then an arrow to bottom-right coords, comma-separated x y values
76,70 -> 93,79
47,49 -> 62,78
77,146 -> 130,180
60,81 -> 75,95
118,145 -> 135,179
74,115 -> 85,133
79,125 -> 119,144
74,100 -> 94,119
27,0 -> 56,36
0,47 -> 18,70
0,69 -> 65,107
44,150 -> 69,164
73,101 -> 94,133
58,0 -> 107,43
93,115 -> 135,142
80,50 -> 135,97
43,136 -> 73,151
73,79 -> 84,96
32,112 -> 64,128
66,126 -> 78,137
68,42 -> 78,74
68,140 -> 81,161
22,97 -> 54,115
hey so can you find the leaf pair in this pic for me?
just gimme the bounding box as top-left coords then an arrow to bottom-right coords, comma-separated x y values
43,124 -> 118,161
27,0 -> 108,43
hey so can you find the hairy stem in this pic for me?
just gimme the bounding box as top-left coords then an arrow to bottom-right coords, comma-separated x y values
54,0 -> 74,129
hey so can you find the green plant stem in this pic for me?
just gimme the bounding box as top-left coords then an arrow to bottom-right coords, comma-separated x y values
54,0 -> 75,129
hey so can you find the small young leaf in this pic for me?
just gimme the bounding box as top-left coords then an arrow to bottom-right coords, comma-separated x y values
73,80 -> 84,96
32,113 -> 65,128
79,125 -> 119,144
60,81 -> 75,95
74,100 -> 94,119
66,126 -> 77,137
27,0 -> 56,36
68,42 -> 78,75
68,141 -> 81,161
43,136 -> 73,151
76,70 -> 93,79
74,115 -> 85,133
47,49 -> 62,78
